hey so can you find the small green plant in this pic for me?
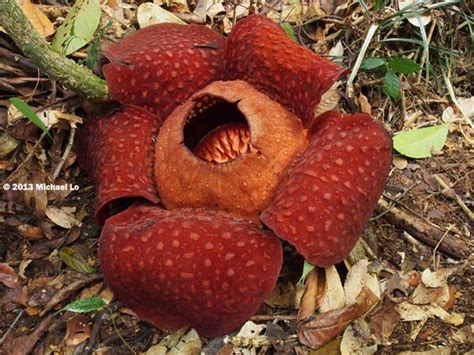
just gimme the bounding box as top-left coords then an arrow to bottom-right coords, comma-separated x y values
360,57 -> 422,99
9,97 -> 51,138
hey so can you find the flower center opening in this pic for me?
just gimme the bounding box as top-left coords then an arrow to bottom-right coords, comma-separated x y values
183,95 -> 257,163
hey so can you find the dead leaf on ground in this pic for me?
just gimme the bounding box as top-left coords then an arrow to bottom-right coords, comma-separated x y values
398,0 -> 431,27
314,81 -> 341,118
358,93 -> 372,115
298,268 -> 325,321
0,132 -> 20,158
410,282 -> 450,307
2,314 -> 55,355
0,263 -> 21,288
297,287 -> 379,349
17,224 -> 43,240
396,301 -> 465,326
340,321 -> 377,355
137,2 -> 185,28
21,0 -> 55,37
144,327 -> 201,355
64,313 -> 92,346
368,300 -> 400,345
45,206 -> 81,229
421,267 -> 456,288
344,259 -> 381,305
266,280 -> 305,309
319,265 -> 345,312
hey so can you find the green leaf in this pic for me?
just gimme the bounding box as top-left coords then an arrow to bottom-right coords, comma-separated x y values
383,71 -> 400,99
388,57 -> 422,74
297,260 -> 315,286
60,297 -> 106,313
59,247 -> 95,273
52,0 -> 101,55
360,57 -> 386,70
9,98 -> 51,138
393,124 -> 450,159
281,23 -> 297,42
86,22 -> 112,70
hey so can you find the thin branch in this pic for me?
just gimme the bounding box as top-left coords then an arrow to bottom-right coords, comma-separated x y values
0,0 -> 108,100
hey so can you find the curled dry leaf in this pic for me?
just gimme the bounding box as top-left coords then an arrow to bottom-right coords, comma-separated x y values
393,156 -> 408,170
297,286 -> 379,349
344,259 -> 381,305
314,81 -> 341,118
45,206 -> 81,229
398,0 -> 432,27
137,2 -> 185,28
0,263 -> 20,288
410,282 -> 450,307
17,224 -> 43,240
357,93 -> 372,115
298,268 -> 323,321
319,265 -> 345,313
297,287 -> 378,349
421,267 -> 456,288
144,327 -> 202,355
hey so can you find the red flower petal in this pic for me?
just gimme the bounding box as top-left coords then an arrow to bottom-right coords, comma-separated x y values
261,111 -> 392,267
103,24 -> 226,119
99,204 -> 283,337
78,106 -> 160,224
225,15 -> 347,125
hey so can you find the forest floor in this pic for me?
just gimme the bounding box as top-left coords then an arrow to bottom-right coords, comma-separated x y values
0,0 -> 473,354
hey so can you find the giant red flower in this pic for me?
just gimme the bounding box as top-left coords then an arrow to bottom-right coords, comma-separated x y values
79,15 -> 392,337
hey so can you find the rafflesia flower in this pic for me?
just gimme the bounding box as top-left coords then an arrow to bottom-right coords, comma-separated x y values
78,15 -> 392,337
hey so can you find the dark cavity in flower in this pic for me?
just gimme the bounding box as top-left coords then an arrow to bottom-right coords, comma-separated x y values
183,95 -> 257,163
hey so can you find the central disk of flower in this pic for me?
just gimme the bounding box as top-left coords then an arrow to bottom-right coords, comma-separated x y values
155,80 -> 307,221
184,95 -> 257,163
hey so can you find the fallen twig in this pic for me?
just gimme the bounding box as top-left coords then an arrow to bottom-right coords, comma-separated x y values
432,174 -> 474,221
377,198 -> 469,259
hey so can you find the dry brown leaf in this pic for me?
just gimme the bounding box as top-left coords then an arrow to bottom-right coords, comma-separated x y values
319,265 -> 345,312
340,322 -> 377,355
396,301 -> 465,326
2,314 -> 55,355
421,268 -> 456,288
368,301 -> 400,345
22,0 -> 55,37
358,93 -> 372,115
410,282 -> 450,307
393,156 -> 408,170
344,259 -> 381,305
0,132 -> 20,158
0,263 -> 20,288
297,287 -> 378,349
297,269 -> 321,321
64,314 -> 92,346
314,81 -> 341,118
144,327 -> 201,354
17,224 -> 43,240
45,206 -> 81,229
21,170 -> 48,222
266,281 -> 305,309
